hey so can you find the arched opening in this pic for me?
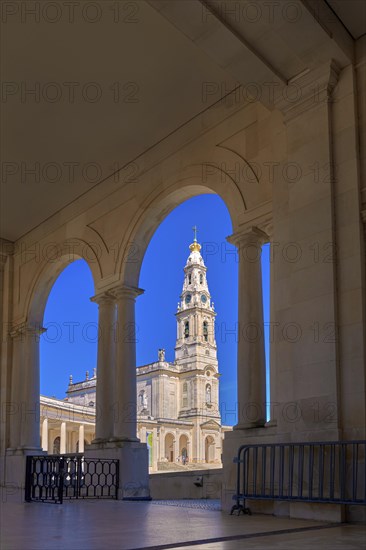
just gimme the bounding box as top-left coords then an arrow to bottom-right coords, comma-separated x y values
38,259 -> 97,454
53,436 -> 60,455
179,434 -> 189,464
203,321 -> 208,342
40,259 -> 97,399
205,435 -> 215,463
135,194 -> 239,441
164,433 -> 175,462
205,383 -> 212,405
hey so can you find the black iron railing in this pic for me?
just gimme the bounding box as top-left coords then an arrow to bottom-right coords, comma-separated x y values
25,454 -> 119,503
231,440 -> 366,515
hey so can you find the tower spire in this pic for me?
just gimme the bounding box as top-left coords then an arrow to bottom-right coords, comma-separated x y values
189,226 -> 201,253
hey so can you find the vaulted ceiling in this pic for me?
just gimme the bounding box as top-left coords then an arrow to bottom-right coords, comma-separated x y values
1,0 -> 364,241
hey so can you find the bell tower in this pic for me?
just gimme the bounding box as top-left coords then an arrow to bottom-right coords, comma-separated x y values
175,227 -> 218,367
175,228 -> 220,423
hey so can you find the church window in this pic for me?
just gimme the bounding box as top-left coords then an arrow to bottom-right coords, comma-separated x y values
188,274 -> 191,284
205,384 -> 212,404
139,390 -> 148,408
184,321 -> 189,338
203,321 -> 208,341
200,273 -> 203,284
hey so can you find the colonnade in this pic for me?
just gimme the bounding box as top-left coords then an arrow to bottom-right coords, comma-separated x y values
6,230 -> 270,452
40,418 -> 91,454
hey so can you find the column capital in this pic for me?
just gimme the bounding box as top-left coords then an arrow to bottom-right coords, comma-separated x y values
227,227 -> 268,249
275,60 -> 340,123
90,290 -> 116,306
0,238 -> 14,267
111,285 -> 144,301
10,322 -> 46,339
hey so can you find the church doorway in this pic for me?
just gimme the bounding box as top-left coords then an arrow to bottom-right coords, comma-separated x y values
53,436 -> 60,454
165,433 -> 175,462
179,435 -> 189,463
205,435 -> 215,463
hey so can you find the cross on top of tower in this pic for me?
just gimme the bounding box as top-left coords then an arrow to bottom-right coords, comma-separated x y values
189,225 -> 201,253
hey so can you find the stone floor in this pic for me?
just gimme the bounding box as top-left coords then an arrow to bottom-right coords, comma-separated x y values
1,499 -> 365,550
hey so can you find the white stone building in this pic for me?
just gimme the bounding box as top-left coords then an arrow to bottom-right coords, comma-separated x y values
39,235 -> 230,469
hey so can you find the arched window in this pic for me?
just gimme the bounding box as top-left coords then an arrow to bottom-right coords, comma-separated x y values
199,273 -> 203,284
205,384 -> 212,404
184,321 -> 189,338
188,274 -> 191,285
203,321 -> 208,341
53,436 -> 60,454
139,390 -> 148,408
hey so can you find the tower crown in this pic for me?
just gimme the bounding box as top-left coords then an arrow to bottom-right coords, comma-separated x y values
177,227 -> 215,313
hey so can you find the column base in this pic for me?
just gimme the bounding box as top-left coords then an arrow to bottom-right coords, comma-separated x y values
2,447 -> 45,502
265,419 -> 277,428
84,440 -> 150,500
108,436 -> 140,443
234,420 -> 266,430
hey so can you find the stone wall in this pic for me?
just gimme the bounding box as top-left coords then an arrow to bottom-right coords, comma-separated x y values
149,469 -> 223,500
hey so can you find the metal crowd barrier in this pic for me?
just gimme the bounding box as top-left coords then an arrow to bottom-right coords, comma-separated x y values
25,454 -> 119,503
231,440 -> 366,515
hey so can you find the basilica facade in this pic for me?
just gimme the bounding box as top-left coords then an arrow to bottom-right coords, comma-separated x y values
39,235 -> 230,470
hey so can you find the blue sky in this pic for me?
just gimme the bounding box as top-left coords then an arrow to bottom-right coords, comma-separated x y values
40,194 -> 270,425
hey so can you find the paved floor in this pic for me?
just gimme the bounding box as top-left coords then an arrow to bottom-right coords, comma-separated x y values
1,499 -> 365,550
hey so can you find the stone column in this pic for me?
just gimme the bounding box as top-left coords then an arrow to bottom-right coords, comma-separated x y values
174,432 -> 179,462
8,327 -> 23,450
91,291 -> 116,442
228,228 -> 267,428
60,422 -> 66,454
112,286 -> 143,441
9,323 -> 45,450
21,325 -> 46,450
41,418 -> 48,452
78,425 -> 84,453
152,427 -> 158,471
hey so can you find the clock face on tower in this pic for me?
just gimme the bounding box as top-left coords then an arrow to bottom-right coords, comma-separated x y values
185,294 -> 192,304
201,294 -> 207,303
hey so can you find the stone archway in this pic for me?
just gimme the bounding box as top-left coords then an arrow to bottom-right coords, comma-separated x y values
205,435 -> 215,463
119,170 -> 244,289
164,433 -> 175,462
9,246 -> 100,453
179,434 -> 189,463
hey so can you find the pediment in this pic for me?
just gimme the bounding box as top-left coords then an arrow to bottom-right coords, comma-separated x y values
200,419 -> 221,430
